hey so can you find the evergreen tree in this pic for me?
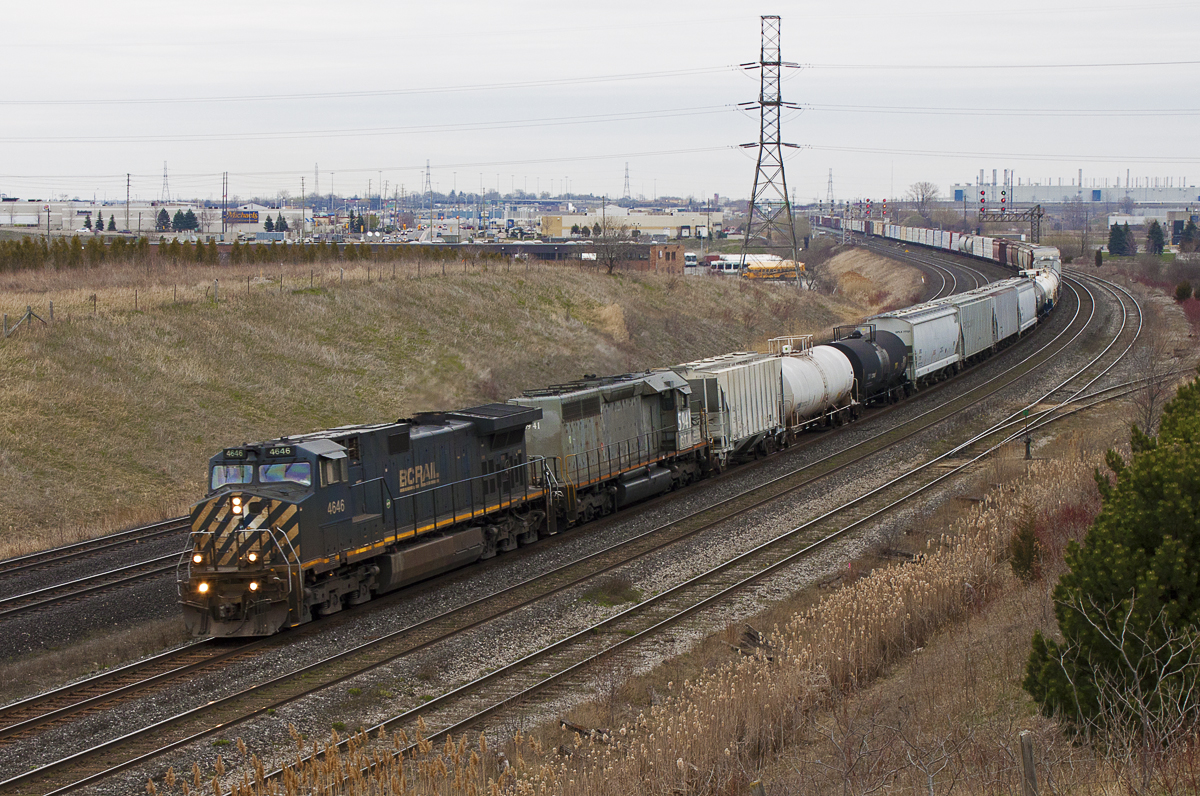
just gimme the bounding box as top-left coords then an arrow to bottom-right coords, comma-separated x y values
570,224 -> 580,235
264,215 -> 274,233
83,214 -> 92,230
276,213 -> 288,232
156,208 -> 171,232
1181,219 -> 1200,253
1146,220 -> 1165,255
1108,223 -> 1127,256
1025,374 -> 1200,733
183,209 -> 198,231
1094,248 -> 1103,267
172,209 -> 185,232
107,215 -> 116,232
1123,222 -> 1137,255
592,222 -> 602,237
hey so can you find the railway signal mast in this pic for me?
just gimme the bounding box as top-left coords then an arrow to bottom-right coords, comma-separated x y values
739,15 -> 803,284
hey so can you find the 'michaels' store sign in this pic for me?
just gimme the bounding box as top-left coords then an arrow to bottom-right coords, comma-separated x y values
222,210 -> 260,225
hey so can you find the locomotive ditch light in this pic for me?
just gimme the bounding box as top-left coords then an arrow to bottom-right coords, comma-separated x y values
192,553 -> 203,564
249,581 -> 259,591
247,552 -> 258,563
198,582 -> 210,594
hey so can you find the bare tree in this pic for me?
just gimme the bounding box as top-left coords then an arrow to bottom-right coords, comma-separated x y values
1128,301 -> 1176,436
906,182 -> 940,219
803,699 -> 900,796
1055,595 -> 1200,795
198,206 -> 214,234
592,219 -> 639,275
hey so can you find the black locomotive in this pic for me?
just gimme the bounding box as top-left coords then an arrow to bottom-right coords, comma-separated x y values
179,403 -> 552,636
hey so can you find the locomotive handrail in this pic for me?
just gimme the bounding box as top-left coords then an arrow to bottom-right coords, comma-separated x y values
565,422 -> 683,487
355,455 -> 555,541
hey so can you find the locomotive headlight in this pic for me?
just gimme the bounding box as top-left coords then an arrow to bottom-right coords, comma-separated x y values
198,582 -> 210,594
192,553 -> 203,564
231,496 -> 243,515
247,552 -> 258,563
249,581 -> 259,591
232,496 -> 242,506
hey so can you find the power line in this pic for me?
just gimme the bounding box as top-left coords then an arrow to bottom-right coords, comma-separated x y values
805,103 -> 1200,117
805,58 -> 1200,70
0,66 -> 735,107
0,105 -> 734,145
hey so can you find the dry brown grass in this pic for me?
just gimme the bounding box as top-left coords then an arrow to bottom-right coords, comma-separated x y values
0,255 -> 922,558
188,424 -> 1126,796
821,249 -> 926,312
0,617 -> 188,705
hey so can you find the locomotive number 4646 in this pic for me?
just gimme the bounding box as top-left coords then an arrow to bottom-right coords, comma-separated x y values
327,499 -> 346,515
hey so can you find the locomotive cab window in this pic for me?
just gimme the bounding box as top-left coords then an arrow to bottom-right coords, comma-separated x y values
258,461 -> 312,487
320,457 -> 348,486
211,464 -> 252,490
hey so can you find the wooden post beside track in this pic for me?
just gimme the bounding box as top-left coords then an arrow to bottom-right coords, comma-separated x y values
1020,731 -> 1038,796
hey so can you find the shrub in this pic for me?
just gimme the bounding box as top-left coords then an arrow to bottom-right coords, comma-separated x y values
1176,280 -> 1193,302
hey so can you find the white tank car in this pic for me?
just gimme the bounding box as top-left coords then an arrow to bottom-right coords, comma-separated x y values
780,346 -> 855,423
1025,268 -> 1061,312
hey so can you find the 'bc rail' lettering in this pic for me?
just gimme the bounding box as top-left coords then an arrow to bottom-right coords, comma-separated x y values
398,462 -> 439,493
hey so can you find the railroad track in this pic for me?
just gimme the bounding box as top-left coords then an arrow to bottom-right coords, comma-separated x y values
241,272 -> 1143,794
0,517 -> 188,578
0,553 -> 180,621
0,266 -> 1136,795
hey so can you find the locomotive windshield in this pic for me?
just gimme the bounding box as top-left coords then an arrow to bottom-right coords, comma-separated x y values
211,464 -> 252,490
258,462 -> 313,487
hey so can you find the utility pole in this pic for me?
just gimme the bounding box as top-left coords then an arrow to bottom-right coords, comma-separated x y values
425,160 -> 433,242
125,174 -> 130,232
739,15 -> 802,282
301,176 -> 305,240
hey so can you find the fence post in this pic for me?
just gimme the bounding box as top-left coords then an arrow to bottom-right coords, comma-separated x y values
2,314 -> 6,337
214,279 -> 219,304
135,290 -> 138,311
1020,731 -> 1038,796
49,301 -> 53,323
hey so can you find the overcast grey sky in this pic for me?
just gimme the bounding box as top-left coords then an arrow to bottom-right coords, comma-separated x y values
2,0 -> 1197,205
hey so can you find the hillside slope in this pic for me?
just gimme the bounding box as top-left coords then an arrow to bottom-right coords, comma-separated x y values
0,255 -> 914,554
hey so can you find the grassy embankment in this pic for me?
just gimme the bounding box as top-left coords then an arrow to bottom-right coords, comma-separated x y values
0,250 -> 916,558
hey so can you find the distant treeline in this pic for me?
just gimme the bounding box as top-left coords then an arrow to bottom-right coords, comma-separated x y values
0,236 -> 508,272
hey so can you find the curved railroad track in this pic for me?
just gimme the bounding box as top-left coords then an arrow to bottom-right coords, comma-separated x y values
0,265 -> 1142,796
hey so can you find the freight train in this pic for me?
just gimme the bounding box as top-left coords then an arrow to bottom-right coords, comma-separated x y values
178,227 -> 1062,637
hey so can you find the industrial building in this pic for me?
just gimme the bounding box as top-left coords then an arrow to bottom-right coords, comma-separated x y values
539,205 -> 723,240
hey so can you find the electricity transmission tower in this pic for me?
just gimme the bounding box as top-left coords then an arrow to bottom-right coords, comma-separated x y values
161,161 -> 171,204
623,163 -> 631,202
739,15 -> 802,280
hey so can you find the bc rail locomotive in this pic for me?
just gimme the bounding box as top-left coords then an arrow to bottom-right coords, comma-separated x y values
178,225 -> 1062,637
